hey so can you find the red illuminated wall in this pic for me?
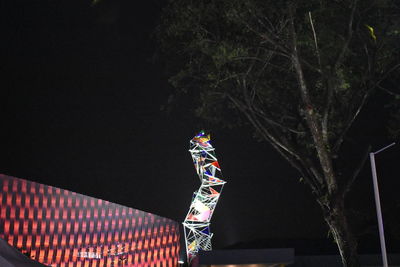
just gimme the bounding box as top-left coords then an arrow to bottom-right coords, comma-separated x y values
0,174 -> 180,267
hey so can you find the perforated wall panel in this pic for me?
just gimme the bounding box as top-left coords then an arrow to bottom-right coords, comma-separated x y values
0,174 -> 180,267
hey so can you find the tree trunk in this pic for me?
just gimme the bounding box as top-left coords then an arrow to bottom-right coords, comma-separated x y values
323,197 -> 360,267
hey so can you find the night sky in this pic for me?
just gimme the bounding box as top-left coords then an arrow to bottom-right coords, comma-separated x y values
2,0 -> 399,252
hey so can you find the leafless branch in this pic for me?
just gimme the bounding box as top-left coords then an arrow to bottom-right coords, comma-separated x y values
377,84 -> 400,97
227,93 -> 324,195
342,145 -> 372,197
334,0 -> 358,70
301,156 -> 325,188
333,89 -> 370,152
257,46 -> 291,59
232,57 -> 265,63
246,7 -> 291,49
333,62 -> 399,153
307,11 -> 327,134
251,105 -> 305,134
375,63 -> 400,86
227,93 -> 300,160
308,12 -> 321,68
300,58 -> 322,74
322,77 -> 334,145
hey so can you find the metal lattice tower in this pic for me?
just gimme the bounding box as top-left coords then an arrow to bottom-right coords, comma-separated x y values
183,131 -> 226,264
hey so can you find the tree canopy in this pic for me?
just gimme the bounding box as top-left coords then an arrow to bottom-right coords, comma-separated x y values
157,0 -> 400,266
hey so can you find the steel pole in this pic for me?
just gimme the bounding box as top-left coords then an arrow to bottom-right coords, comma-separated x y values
370,152 -> 388,267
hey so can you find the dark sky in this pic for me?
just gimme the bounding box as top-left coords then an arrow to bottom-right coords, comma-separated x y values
2,0 -> 399,252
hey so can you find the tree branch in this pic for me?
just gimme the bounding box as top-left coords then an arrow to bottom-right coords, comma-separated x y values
342,145 -> 372,197
377,84 -> 400,97
289,5 -> 336,193
226,93 -> 300,160
333,89 -> 370,153
334,0 -> 358,70
333,63 -> 399,153
308,12 -> 321,68
307,11 -> 332,145
226,93 -> 324,195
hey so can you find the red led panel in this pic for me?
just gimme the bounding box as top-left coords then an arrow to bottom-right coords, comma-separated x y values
0,174 -> 180,267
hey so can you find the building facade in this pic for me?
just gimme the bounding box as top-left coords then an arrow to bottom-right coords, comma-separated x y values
0,174 -> 180,267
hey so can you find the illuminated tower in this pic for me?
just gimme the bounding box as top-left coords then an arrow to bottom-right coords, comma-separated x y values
183,131 -> 226,264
